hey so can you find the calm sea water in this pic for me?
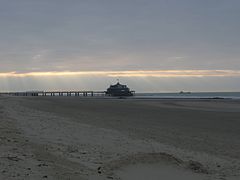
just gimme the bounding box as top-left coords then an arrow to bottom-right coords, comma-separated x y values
135,92 -> 240,99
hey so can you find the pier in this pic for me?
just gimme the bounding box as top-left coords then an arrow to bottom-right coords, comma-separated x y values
0,91 -> 106,97
0,83 -> 135,97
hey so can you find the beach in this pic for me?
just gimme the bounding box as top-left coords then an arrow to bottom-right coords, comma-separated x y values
0,96 -> 240,180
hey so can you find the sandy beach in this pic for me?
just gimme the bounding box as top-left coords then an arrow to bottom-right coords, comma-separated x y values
0,96 -> 240,180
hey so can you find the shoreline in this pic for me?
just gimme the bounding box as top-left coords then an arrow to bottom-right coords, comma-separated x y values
1,94 -> 239,100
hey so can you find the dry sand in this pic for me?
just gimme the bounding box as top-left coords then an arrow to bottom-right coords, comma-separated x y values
0,96 -> 240,180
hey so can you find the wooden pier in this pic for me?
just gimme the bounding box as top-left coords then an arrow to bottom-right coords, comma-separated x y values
0,91 -> 106,97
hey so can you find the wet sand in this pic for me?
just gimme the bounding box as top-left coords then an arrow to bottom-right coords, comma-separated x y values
0,96 -> 240,179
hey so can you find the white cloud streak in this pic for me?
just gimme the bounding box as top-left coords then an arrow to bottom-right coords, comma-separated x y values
0,70 -> 240,78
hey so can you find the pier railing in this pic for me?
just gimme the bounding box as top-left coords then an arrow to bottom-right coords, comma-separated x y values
0,91 -> 106,97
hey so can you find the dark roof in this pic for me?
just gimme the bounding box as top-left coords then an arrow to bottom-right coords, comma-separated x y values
109,82 -> 127,88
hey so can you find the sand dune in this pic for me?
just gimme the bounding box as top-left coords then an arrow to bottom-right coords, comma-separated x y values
0,96 -> 240,179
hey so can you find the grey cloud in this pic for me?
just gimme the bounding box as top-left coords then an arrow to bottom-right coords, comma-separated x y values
0,0 -> 240,91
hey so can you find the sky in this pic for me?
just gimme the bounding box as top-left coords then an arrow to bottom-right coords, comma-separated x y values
0,0 -> 240,92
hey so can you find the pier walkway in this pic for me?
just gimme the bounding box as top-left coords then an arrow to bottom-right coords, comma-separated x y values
0,91 -> 106,97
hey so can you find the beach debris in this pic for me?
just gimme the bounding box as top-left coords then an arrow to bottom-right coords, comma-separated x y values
38,163 -> 48,167
187,160 -> 208,173
97,166 -> 102,174
80,151 -> 87,155
6,156 -> 21,162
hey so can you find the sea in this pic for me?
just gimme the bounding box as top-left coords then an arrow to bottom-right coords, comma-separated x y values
135,92 -> 240,99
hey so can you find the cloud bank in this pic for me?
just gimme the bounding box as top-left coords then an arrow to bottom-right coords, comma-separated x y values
0,70 -> 240,78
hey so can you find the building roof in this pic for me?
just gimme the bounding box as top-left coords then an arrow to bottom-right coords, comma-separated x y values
109,82 -> 127,88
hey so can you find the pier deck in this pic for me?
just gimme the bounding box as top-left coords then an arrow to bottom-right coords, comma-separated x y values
0,91 -> 106,97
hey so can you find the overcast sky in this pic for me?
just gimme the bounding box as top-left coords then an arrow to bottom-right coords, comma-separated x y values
0,0 -> 240,92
